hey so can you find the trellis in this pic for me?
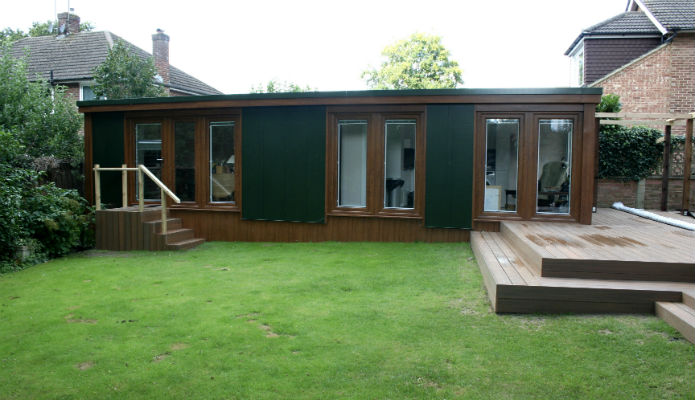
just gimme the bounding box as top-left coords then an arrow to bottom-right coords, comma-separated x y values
595,112 -> 695,214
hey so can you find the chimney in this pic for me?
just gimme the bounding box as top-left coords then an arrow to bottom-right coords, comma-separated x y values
57,12 -> 80,34
152,29 -> 170,90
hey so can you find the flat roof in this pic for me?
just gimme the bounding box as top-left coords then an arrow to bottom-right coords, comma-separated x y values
78,88 -> 603,113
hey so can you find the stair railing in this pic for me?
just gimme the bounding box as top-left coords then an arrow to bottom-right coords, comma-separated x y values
93,164 -> 181,234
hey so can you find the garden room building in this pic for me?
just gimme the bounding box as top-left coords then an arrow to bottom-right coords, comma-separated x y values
78,88 -> 602,244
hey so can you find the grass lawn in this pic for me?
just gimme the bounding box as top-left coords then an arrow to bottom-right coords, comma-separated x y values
0,242 -> 693,399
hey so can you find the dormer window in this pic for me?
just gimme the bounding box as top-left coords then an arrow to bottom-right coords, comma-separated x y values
569,44 -> 584,87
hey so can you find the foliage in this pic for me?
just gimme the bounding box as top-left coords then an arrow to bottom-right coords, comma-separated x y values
92,40 -> 167,99
596,93 -> 621,113
0,42 -> 83,164
598,126 -> 664,181
362,33 -> 463,90
1,20 -> 94,42
250,80 -> 315,93
596,94 -> 664,181
0,160 -> 93,272
0,242 -> 693,398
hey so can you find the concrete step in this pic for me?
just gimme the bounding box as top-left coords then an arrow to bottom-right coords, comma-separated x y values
167,238 -> 205,251
655,301 -> 695,344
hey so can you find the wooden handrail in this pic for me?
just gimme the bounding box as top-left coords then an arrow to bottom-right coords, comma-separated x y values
92,164 -> 181,234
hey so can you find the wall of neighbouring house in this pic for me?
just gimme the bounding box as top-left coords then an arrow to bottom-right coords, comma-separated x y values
592,34 -> 695,119
584,37 -> 661,86
596,178 -> 695,210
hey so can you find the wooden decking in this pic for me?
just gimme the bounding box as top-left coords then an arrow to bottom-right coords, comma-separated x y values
472,208 -> 695,342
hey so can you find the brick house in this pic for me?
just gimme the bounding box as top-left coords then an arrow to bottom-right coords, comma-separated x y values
565,0 -> 694,210
10,12 -> 222,101
565,0 -> 694,115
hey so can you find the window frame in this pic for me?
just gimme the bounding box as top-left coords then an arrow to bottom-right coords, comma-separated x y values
474,109 -> 583,223
326,109 -> 425,219
124,110 -> 241,211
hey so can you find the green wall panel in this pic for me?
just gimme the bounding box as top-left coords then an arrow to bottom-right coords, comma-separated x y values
425,105 -> 474,229
91,112 -> 125,207
242,106 -> 326,223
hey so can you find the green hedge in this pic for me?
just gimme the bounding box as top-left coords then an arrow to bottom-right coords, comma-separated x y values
598,125 -> 663,181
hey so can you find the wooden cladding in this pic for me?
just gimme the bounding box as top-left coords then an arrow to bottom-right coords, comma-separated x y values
171,209 -> 470,243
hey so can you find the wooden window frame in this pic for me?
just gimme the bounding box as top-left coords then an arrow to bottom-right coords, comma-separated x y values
473,110 -> 583,223
326,109 -> 425,219
124,110 -> 241,211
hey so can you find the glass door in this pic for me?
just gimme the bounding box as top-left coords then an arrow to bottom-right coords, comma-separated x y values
135,123 -> 162,201
536,119 -> 572,214
484,119 -> 519,212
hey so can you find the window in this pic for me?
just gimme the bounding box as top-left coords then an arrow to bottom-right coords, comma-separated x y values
537,119 -> 572,214
475,111 -> 580,221
126,111 -> 241,209
327,111 -> 424,218
80,84 -> 104,101
209,121 -> 236,203
338,120 -> 367,207
484,119 -> 519,212
135,123 -> 162,201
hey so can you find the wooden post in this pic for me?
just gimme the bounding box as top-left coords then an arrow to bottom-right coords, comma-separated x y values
661,125 -> 672,211
593,117 -> 600,212
682,118 -> 693,214
94,164 -> 101,211
121,164 -> 127,208
138,166 -> 144,212
161,189 -> 167,235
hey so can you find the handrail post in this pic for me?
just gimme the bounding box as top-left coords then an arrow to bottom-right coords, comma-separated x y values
138,166 -> 144,212
94,164 -> 101,211
683,118 -> 693,215
161,188 -> 167,235
121,164 -> 128,208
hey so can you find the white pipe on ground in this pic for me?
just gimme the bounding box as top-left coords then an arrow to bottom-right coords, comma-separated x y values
611,202 -> 695,231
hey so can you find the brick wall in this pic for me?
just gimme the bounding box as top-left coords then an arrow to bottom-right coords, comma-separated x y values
593,34 -> 695,118
597,178 -> 695,210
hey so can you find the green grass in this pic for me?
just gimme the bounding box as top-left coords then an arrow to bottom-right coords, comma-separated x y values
0,242 -> 692,399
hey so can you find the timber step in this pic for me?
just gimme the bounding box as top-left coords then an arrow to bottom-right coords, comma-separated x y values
472,230 -> 686,314
500,220 -> 695,282
95,207 -> 204,251
655,301 -> 695,343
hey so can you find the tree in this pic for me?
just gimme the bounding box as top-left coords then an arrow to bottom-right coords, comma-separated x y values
92,40 -> 167,99
250,80 -> 314,93
0,41 -> 82,164
0,20 -> 94,42
362,33 -> 463,90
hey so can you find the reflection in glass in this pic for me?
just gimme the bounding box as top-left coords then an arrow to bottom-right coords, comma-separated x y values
210,121 -> 235,203
484,119 -> 519,212
135,123 -> 162,201
537,119 -> 572,214
338,121 -> 367,207
384,120 -> 416,209
174,122 -> 195,202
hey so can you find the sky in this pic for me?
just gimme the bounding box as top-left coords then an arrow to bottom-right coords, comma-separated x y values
1,0 -> 630,94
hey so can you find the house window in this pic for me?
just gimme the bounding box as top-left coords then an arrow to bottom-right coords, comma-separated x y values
209,121 -> 236,203
338,120 -> 367,207
81,85 -> 104,101
327,111 -> 424,218
570,45 -> 584,87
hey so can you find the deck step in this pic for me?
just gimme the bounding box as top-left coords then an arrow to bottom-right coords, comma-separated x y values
161,228 -> 194,243
655,301 -> 695,343
144,218 -> 183,233
167,238 -> 205,251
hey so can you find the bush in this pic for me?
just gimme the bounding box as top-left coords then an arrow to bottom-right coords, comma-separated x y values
598,126 -> 664,181
0,154 -> 93,273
